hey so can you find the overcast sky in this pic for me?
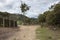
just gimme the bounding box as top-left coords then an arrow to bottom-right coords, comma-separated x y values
0,0 -> 60,18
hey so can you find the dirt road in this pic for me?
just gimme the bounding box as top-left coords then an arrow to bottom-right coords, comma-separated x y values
0,27 -> 19,40
7,25 -> 39,40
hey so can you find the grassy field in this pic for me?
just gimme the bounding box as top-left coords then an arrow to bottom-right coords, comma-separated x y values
36,27 -> 60,40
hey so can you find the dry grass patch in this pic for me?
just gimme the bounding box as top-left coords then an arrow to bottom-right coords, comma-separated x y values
36,27 -> 60,40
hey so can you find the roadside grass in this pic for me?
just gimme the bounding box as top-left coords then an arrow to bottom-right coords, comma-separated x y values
36,27 -> 60,40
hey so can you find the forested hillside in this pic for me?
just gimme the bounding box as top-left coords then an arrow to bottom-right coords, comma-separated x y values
38,2 -> 60,28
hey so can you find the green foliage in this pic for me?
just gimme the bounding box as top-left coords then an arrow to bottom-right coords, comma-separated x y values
46,11 -> 56,25
20,2 -> 30,24
18,14 -> 38,25
38,14 -> 45,24
54,3 -> 60,13
38,2 -> 60,27
46,3 -> 60,26
20,3 -> 30,14
30,18 -> 38,24
0,12 -> 10,17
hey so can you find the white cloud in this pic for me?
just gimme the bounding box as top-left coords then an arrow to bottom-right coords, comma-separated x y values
0,3 -> 4,7
0,0 -> 60,18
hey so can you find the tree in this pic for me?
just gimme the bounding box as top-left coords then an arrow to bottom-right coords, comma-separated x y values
20,2 -> 30,15
46,11 -> 56,25
20,2 -> 30,24
53,3 -> 60,25
38,14 -> 45,24
0,12 -> 10,27
45,2 -> 60,26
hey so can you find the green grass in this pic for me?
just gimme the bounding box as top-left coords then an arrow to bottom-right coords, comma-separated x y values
36,27 -> 60,40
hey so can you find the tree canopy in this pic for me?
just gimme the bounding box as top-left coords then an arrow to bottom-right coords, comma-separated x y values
20,3 -> 30,14
38,2 -> 60,27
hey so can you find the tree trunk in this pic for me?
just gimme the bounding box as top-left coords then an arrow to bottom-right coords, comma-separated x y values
9,20 -> 11,27
3,18 -> 5,27
14,21 -> 15,27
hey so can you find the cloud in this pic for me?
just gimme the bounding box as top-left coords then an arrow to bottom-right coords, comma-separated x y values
25,0 -> 60,18
0,0 -> 60,18
0,0 -> 21,13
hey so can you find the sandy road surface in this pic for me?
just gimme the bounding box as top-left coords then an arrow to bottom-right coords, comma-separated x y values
7,25 -> 39,40
0,27 -> 19,40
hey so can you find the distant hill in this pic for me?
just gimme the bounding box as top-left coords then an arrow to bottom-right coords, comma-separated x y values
0,11 -> 38,25
17,14 -> 29,21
